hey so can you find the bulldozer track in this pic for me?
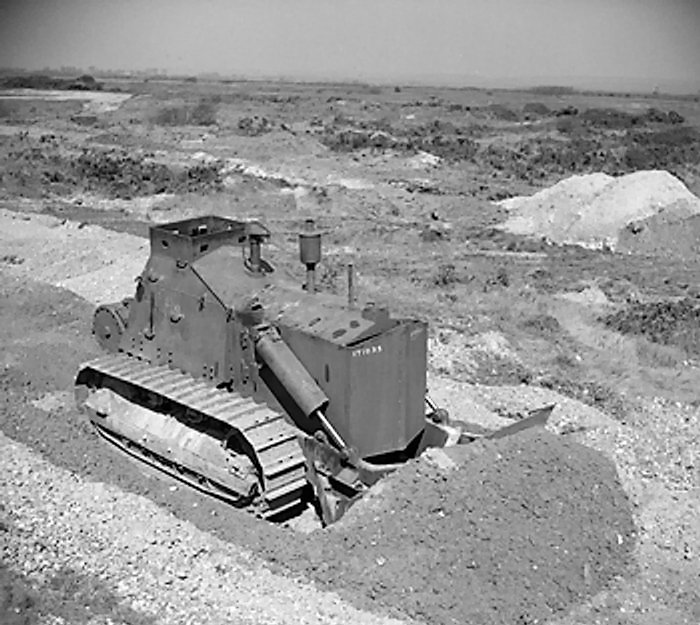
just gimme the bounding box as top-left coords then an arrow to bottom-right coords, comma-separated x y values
77,353 -> 309,519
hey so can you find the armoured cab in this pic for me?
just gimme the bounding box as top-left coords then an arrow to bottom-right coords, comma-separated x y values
111,215 -> 428,462
116,216 -> 269,388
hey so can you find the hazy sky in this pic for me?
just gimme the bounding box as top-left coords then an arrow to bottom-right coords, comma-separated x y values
1,0 -> 699,92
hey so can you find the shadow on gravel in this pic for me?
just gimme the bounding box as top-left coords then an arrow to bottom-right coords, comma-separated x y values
0,503 -> 155,625
0,564 -> 37,625
43,567 -> 157,625
0,563 -> 156,625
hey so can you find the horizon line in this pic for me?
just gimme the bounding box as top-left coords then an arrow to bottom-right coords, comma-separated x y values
2,64 -> 699,97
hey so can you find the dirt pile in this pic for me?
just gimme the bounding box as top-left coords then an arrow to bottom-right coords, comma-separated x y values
303,428 -> 635,625
497,170 -> 700,253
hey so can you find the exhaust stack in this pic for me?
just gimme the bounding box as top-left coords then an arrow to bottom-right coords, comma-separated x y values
347,262 -> 356,309
248,235 -> 262,273
299,219 -> 321,294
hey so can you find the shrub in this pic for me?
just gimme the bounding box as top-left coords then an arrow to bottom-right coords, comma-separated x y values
189,100 -> 217,125
237,115 -> 273,136
486,104 -> 519,122
522,102 -> 551,117
151,99 -> 218,126
433,263 -> 458,287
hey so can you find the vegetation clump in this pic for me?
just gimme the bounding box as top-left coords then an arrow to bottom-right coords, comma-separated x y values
151,99 -> 218,126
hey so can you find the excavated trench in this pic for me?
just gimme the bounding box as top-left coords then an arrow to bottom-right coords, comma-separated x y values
0,270 -> 636,625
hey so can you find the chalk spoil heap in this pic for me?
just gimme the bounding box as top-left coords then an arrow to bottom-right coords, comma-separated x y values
497,170 -> 700,256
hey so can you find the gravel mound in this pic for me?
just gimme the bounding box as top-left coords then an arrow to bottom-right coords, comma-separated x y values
497,170 -> 700,252
303,428 -> 635,625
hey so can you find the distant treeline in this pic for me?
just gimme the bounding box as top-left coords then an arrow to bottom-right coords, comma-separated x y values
528,86 -> 577,96
0,74 -> 102,91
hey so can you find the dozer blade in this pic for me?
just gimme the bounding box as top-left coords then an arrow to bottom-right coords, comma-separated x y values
75,353 -> 309,519
486,404 -> 555,440
455,403 -> 555,443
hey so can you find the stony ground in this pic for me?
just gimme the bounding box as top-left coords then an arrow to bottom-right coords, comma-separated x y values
1,79 -> 699,625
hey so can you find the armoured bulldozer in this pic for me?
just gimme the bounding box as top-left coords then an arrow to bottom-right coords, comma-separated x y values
75,215 -> 552,525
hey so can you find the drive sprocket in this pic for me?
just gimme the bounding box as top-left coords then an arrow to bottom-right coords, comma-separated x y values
92,301 -> 130,353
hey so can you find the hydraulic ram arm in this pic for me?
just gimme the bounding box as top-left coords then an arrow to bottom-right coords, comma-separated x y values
255,327 -> 348,450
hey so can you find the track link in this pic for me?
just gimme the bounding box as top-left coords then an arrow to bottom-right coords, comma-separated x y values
76,353 -> 308,519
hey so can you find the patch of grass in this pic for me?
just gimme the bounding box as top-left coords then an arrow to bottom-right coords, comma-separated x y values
634,338 -> 687,369
603,298 -> 700,356
151,99 -> 218,126
520,313 -> 561,337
